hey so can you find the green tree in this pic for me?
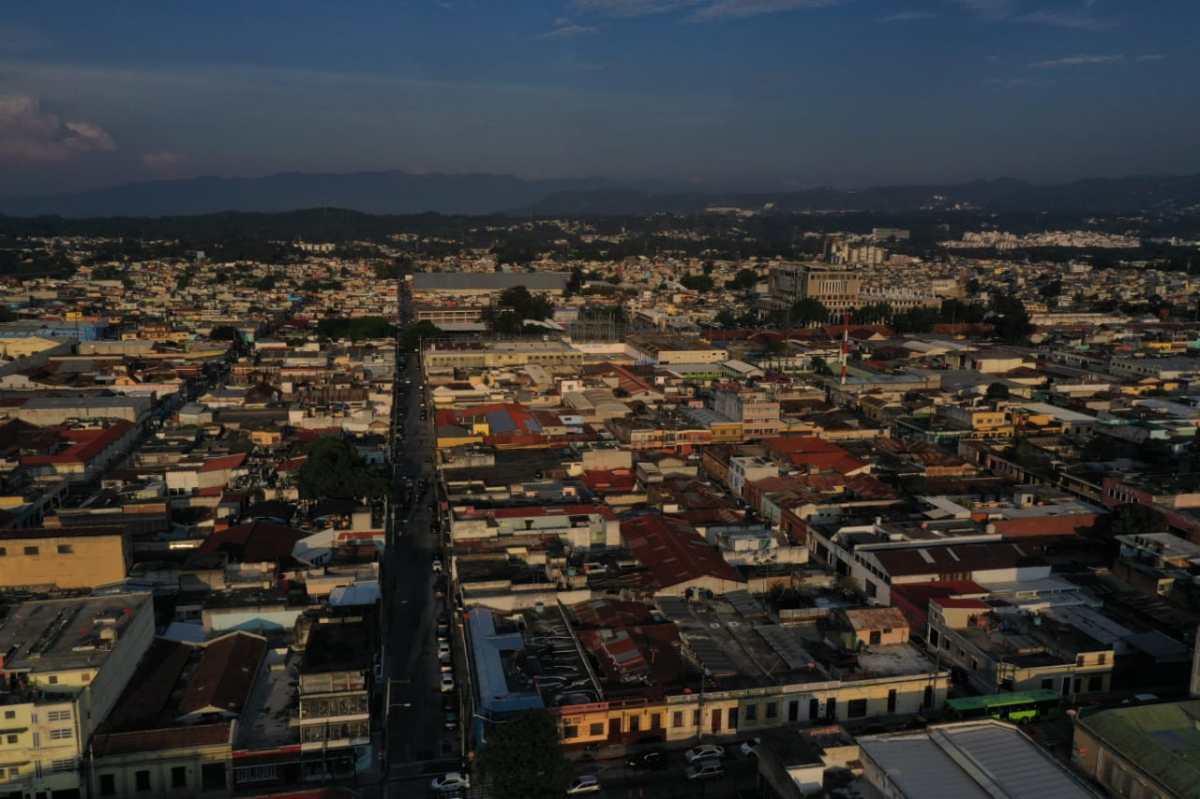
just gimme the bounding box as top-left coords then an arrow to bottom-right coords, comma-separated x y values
985,382 -> 1010,401
316,317 -> 396,341
564,267 -> 584,297
681,273 -> 715,292
297,437 -> 388,500
990,295 -> 1033,343
714,309 -> 739,329
399,320 -> 440,352
790,298 -> 830,326
252,274 -> 277,291
811,356 -> 833,376
209,325 -> 243,343
727,268 -> 758,291
478,711 -> 573,799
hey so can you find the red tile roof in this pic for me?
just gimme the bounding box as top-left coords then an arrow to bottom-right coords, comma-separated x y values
621,514 -> 744,591
92,722 -> 231,756
196,520 -> 308,564
200,452 -> 248,472
178,632 -> 267,716
20,421 -> 133,466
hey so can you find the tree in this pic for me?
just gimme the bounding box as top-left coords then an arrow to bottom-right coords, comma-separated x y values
714,309 -> 739,329
316,317 -> 396,341
496,285 -> 553,321
252,274 -> 277,291
296,437 -> 388,500
478,711 -> 572,799
790,298 -> 830,326
399,320 -> 440,352
209,325 -> 243,343
564,267 -> 584,297
727,268 -> 757,291
811,356 -> 833,376
681,273 -> 715,293
990,295 -> 1032,343
985,382 -> 1010,401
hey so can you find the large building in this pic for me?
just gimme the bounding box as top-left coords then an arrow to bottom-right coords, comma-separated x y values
411,272 -> 569,299
0,526 -> 131,590
1072,699 -> 1200,799
769,264 -> 863,313
0,593 -> 155,799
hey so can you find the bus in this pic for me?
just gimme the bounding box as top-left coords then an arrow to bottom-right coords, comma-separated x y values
945,689 -> 1060,724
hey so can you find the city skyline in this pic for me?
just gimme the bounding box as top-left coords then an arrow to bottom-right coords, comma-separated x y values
1,0 -> 1196,197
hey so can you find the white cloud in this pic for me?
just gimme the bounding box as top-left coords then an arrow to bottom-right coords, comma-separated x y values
0,95 -> 116,165
1013,9 -> 1112,31
536,18 -> 601,39
1136,53 -> 1167,62
1029,54 -> 1124,69
572,0 -> 842,21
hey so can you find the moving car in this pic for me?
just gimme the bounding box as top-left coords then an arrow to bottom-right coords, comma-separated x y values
431,773 -> 470,792
438,641 -> 452,660
440,674 -> 455,692
685,744 -> 725,763
565,775 -> 601,795
624,748 -> 667,770
432,558 -> 443,573
685,761 -> 724,781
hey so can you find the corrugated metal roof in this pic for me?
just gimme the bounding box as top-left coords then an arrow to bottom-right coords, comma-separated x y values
413,272 -> 568,291
860,721 -> 1100,799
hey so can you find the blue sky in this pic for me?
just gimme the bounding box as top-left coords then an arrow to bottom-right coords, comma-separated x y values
0,1 -> 1195,195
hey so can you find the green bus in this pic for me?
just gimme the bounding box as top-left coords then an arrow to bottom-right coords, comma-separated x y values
945,690 -> 1060,724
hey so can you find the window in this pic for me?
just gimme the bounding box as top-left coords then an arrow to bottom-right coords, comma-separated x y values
2,711 -> 11,720
869,630 -> 882,646
1098,653 -> 1107,665
692,710 -> 701,727
745,704 -> 757,722
628,715 -> 639,733
563,725 -> 579,739
765,702 -> 778,720
809,698 -> 820,720
1088,675 -> 1104,692
135,770 -> 151,792
922,686 -> 934,709
23,546 -> 38,556
847,699 -> 868,718
99,773 -> 116,796
47,710 -> 71,722
51,759 -> 75,774
650,713 -> 661,731
672,711 -> 684,728
887,690 -> 897,714
201,764 -> 226,792
5,735 -> 16,744
47,675 -> 58,685
0,547 -> 6,557
1076,655 -> 1085,667
589,723 -> 604,736
57,545 -> 74,555
7,767 -> 18,778
48,728 -> 71,740
825,698 -> 837,721
1041,678 -> 1054,690
171,767 -> 187,788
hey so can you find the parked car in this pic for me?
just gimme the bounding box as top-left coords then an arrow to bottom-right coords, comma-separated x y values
625,749 -> 668,770
685,744 -> 725,763
685,761 -> 724,781
565,775 -> 601,795
431,773 -> 469,792
739,737 -> 762,758
432,558 -> 443,573
440,674 -> 455,692
438,641 -> 451,659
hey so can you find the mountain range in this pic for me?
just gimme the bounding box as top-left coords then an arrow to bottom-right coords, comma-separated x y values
2,171 -> 1199,218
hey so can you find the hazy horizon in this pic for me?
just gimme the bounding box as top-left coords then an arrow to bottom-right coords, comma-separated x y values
2,1 -> 1197,196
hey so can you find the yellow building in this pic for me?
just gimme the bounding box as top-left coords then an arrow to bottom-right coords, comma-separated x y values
0,594 -> 155,799
0,527 -> 130,590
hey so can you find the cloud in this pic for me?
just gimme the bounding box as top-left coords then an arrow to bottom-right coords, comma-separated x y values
877,10 -> 938,22
1136,53 -> 1167,62
0,95 -> 116,165
572,0 -> 842,21
1029,54 -> 1123,69
537,18 -> 601,39
1013,9 -> 1112,31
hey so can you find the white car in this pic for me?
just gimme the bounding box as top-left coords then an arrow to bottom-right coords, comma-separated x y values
431,772 -> 469,792
432,559 -> 443,573
685,744 -> 725,763
566,775 -> 601,795
739,737 -> 762,758
438,641 -> 451,659
440,674 -> 456,692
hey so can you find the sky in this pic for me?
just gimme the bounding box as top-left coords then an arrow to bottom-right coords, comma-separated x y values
0,1 -> 1196,196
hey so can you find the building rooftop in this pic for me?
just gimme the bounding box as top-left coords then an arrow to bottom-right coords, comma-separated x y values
859,720 -> 1100,799
0,592 -> 151,673
1074,699 -> 1200,797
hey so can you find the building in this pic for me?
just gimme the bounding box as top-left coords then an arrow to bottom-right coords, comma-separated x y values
860,720 -> 1100,799
297,620 -> 373,782
411,272 -> 569,298
1072,699 -> 1200,799
769,264 -> 863,313
0,593 -> 155,799
0,526 -> 131,589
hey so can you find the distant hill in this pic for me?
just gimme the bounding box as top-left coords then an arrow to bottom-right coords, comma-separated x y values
525,175 -> 1200,216
2,170 -> 1199,218
0,171 -> 609,218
